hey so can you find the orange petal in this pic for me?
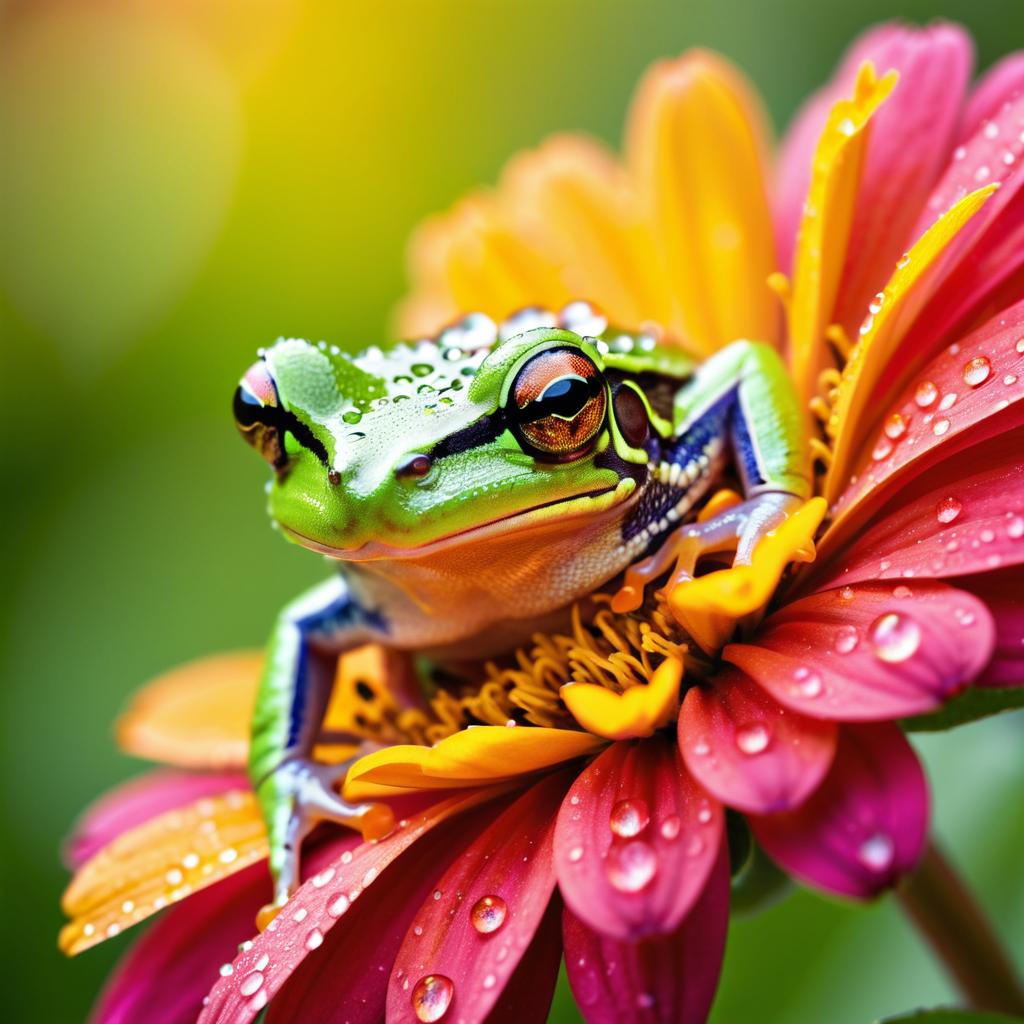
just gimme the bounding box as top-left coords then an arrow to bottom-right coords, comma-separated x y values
627,50 -> 779,353
823,184 -> 997,504
561,656 -> 683,740
60,789 -> 266,956
786,62 -> 897,408
117,651 -> 262,770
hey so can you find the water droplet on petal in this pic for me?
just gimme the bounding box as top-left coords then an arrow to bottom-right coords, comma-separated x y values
609,799 -> 650,838
1017,338 -> 1024,354
835,625 -> 859,654
839,586 -> 855,602
470,895 -> 508,934
735,723 -> 771,755
858,833 -> 895,872
915,380 -> 938,407
412,975 -> 454,1022
962,356 -> 992,387
327,893 -> 350,918
605,840 -> 658,892
869,612 -> 921,663
884,412 -> 908,439
793,667 -> 823,697
933,418 -> 950,436
872,436 -> 893,460
306,928 -> 324,950
568,846 -> 583,863
692,739 -> 710,757
1007,516 -> 1024,539
936,496 -> 962,524
661,815 -> 682,839
239,971 -> 265,997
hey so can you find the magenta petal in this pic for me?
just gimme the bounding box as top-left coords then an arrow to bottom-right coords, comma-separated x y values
725,582 -> 995,721
562,834 -> 729,1024
199,791 -> 497,1024
387,772 -> 569,1024
825,301 -> 1024,549
679,668 -> 837,814
66,770 -> 247,868
92,863 -> 267,1024
750,723 -> 928,899
818,428 -> 1024,588
961,54 -> 1024,141
959,569 -> 1024,688
554,737 -> 722,942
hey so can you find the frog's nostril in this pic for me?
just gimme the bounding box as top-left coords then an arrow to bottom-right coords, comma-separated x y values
395,453 -> 433,480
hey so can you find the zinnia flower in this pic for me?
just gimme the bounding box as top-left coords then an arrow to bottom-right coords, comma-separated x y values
63,20 -> 1024,1024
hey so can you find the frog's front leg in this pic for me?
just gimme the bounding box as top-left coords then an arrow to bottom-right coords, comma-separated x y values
249,576 -> 393,908
614,340 -> 811,612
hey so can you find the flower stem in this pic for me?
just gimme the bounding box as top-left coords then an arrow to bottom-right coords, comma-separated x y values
897,840 -> 1024,1016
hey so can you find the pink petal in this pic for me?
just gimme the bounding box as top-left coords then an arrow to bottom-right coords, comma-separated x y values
92,864 -> 267,1024
562,834 -> 729,1024
67,770 -> 247,868
483,897 -> 564,1024
774,21 -> 972,312
725,582 -> 994,721
679,668 -> 837,814
199,791 -> 501,1024
750,723 -> 928,899
553,736 -> 723,942
961,53 -> 1024,143
817,428 -> 1024,588
387,772 -> 569,1024
825,300 -> 1024,550
960,569 -> 1024,688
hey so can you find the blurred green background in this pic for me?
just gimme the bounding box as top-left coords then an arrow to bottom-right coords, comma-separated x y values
1,1 -> 1022,1021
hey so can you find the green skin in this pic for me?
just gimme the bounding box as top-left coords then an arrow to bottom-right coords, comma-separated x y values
233,317 -> 810,903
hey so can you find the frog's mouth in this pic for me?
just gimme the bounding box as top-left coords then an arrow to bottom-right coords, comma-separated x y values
282,477 -> 638,561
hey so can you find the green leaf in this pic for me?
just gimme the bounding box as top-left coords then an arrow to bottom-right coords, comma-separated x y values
904,686 -> 1024,732
878,1009 -> 1024,1023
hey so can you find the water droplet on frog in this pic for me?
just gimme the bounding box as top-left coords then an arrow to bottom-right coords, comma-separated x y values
936,496 -> 962,524
605,840 -> 657,892
735,723 -> 771,755
470,895 -> 507,934
933,418 -> 950,436
915,380 -> 938,407
559,300 -> 608,338
962,356 -> 992,387
412,975 -> 454,1022
858,833 -> 895,872
660,815 -> 682,839
609,799 -> 650,838
834,625 -> 859,654
869,612 -> 921,663
239,971 -> 265,997
411,363 -> 434,378
883,412 -> 908,440
342,410 -> 362,425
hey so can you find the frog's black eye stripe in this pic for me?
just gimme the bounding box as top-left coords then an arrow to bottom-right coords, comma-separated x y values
233,361 -> 329,470
508,347 -> 607,459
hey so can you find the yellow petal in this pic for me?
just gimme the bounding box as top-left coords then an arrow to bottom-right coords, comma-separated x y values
60,790 -> 265,956
787,62 -> 897,409
668,497 -> 827,653
561,656 -> 683,740
627,50 -> 779,353
822,184 -> 997,504
116,651 -> 261,770
344,726 -> 605,800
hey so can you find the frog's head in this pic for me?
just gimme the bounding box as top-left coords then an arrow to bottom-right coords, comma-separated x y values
234,327 -> 656,560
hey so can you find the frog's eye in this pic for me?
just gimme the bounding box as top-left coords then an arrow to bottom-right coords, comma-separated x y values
234,361 -> 287,468
510,348 -> 607,458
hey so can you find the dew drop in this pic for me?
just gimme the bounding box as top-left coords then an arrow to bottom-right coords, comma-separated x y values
936,496 -> 962,524
834,625 -> 859,654
412,974 -> 454,1022
312,867 -> 335,888
609,799 -> 651,838
306,928 -> 324,950
914,380 -> 938,407
692,739 -> 711,757
660,815 -> 682,840
1007,516 -> 1024,539
482,973 -> 497,990
470,895 -> 508,934
568,846 -> 584,863
872,436 -> 893,460
793,667 -> 823,698
869,612 -> 921,663
858,833 -> 895,872
839,586 -> 855,602
327,893 -> 350,918
219,963 -> 233,977
735,723 -> 771,755
962,356 -> 992,387
239,971 -> 265,997
605,840 -> 658,893
883,412 -> 908,439
939,392 -> 957,411
933,418 -> 950,436
1004,374 -> 1018,385
1017,338 -> 1024,354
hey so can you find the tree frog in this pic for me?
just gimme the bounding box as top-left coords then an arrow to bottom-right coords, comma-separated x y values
233,303 -> 810,905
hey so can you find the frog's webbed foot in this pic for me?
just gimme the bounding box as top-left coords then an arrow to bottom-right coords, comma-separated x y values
612,490 -> 805,613
258,755 -> 394,916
